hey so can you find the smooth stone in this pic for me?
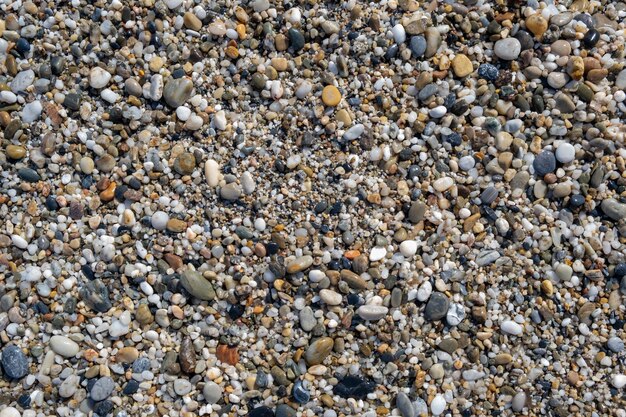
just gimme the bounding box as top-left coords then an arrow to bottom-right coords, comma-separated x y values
369,246 -> 387,262
399,240 -> 418,257
424,292 -> 449,321
22,100 -> 42,123
322,85 -> 341,106
17,167 -> 40,182
476,250 -> 500,266
287,255 -> 313,273
501,320 -> 523,335
173,152 -> 196,175
512,392 -> 527,412
91,376 -> 115,401
533,151 -> 556,176
410,36 -> 426,57
50,335 -> 79,357
612,374 -> 626,389
299,306 -> 316,331
79,279 -> 112,313
343,124 -> 364,140
451,54 -> 473,77
408,201 -> 427,223
494,38 -> 521,60
174,378 -> 192,396
392,24 -> 406,44
11,70 -> 35,93
163,78 -> 193,107
204,159 -> 220,187
0,407 -> 21,417
319,289 -> 342,305
59,374 -> 80,398
396,392 -> 414,417
292,379 -> 310,403
356,305 -> 388,320
607,337 -> 624,353
433,177 -> 454,192
334,375 -> 376,399
151,211 -> 169,230
248,406 -> 274,417
555,143 -> 575,163
424,27 -> 441,58
431,394 -> 446,416
89,67 -> 111,89
180,269 -> 215,301
304,337 -> 334,365
203,381 -> 223,403
275,404 -> 297,417
601,199 -> 626,221
1,345 -> 28,379
220,182 -> 242,201
616,69 -> 626,90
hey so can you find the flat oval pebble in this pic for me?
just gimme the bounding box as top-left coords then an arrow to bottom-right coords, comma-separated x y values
49,336 -> 79,357
501,320 -> 523,336
356,305 -> 388,320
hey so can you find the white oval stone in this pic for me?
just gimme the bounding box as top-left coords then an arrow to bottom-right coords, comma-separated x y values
241,171 -> 256,194
343,124 -> 365,140
357,305 -> 389,320
213,110 -> 227,130
12,235 -> 28,249
50,335 -> 79,357
369,247 -> 387,262
392,24 -> 406,44
501,320 -> 523,335
89,67 -> 111,89
430,394 -> 446,416
399,240 -> 418,257
0,407 -> 21,417
151,211 -> 169,230
612,374 -> 626,389
204,159 -> 221,188
555,143 -> 575,164
433,177 -> 454,192
319,289 -> 342,306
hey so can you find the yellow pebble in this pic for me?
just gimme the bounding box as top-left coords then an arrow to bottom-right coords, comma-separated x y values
322,85 -> 341,106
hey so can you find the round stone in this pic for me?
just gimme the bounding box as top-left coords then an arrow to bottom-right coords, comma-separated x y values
451,54 -> 473,77
322,85 -> 341,106
90,376 -> 115,401
555,143 -> 575,164
494,38 -> 521,60
203,381 -> 223,403
533,151 -> 556,176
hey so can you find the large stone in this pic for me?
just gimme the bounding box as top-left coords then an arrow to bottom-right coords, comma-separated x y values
424,292 -> 449,321
304,337 -> 334,365
50,335 -> 80,357
1,345 -> 28,380
601,199 -> 626,221
180,269 -> 215,301
163,78 -> 194,107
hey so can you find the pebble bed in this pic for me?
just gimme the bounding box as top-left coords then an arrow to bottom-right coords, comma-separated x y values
1,0 -> 626,416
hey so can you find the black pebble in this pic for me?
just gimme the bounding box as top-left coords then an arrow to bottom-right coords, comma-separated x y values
248,405 -> 275,417
583,29 -> 600,48
333,375 -> 376,399
15,38 -> 31,55
123,380 -> 139,395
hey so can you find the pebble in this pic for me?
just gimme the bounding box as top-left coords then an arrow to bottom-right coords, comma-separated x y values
356,305 -> 389,320
49,336 -> 79,357
533,151 -> 556,176
396,392 -> 414,417
424,292 -> 449,321
203,381 -> 223,403
501,320 -> 523,336
430,395 -> 446,416
451,54 -> 473,78
163,78 -> 193,107
91,376 -> 115,401
494,38 -> 521,60
1,346 -> 28,380
304,337 -> 334,365
89,67 -> 111,89
180,269 -> 215,301
319,289 -> 342,305
322,85 -> 341,106
555,143 -> 575,164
